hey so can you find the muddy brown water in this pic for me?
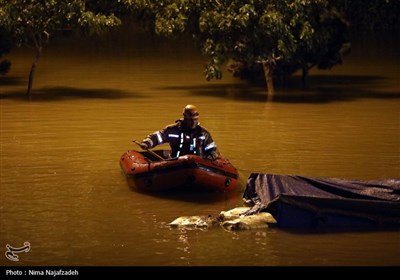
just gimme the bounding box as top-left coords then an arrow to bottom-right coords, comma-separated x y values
0,28 -> 399,266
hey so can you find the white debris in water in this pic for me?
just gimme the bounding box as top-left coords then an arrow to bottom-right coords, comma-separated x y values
168,215 -> 216,228
220,212 -> 276,231
218,207 -> 252,220
168,207 -> 276,231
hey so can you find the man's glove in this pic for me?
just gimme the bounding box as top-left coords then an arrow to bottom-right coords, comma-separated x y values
139,138 -> 152,150
204,152 -> 218,161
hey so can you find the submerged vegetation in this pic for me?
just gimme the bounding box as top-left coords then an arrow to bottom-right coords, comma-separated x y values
0,0 -> 398,96
0,0 -> 121,95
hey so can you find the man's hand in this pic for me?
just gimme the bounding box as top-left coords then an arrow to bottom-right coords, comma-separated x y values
139,142 -> 149,149
204,152 -> 218,161
138,138 -> 152,150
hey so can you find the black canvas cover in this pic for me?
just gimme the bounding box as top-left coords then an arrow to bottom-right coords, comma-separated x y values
243,173 -> 400,228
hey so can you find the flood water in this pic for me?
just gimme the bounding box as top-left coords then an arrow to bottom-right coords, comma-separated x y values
0,26 -> 399,267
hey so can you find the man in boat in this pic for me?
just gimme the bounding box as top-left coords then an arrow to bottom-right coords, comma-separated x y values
139,104 -> 219,160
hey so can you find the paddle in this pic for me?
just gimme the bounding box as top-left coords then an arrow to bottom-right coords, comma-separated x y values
132,139 -> 165,161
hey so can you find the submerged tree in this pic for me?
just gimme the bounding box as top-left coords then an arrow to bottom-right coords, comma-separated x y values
0,0 -> 121,95
124,0 -> 350,98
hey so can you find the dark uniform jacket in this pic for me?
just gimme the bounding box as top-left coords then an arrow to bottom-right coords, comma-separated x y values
144,119 -> 218,158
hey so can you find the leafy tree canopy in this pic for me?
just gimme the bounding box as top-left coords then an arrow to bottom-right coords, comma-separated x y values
0,0 -> 121,45
124,0 -> 350,93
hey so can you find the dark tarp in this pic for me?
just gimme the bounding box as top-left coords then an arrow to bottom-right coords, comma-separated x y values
243,173 -> 400,228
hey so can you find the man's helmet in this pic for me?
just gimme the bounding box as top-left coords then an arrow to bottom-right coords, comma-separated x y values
182,104 -> 199,119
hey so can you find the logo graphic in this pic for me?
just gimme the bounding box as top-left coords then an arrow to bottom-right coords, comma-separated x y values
5,242 -> 31,262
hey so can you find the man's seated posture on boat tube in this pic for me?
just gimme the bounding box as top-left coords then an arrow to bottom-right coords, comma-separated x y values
139,104 -> 219,160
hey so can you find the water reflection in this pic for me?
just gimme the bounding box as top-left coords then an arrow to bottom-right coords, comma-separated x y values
0,29 -> 399,266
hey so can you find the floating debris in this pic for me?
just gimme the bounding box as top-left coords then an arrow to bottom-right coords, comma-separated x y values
168,207 -> 276,231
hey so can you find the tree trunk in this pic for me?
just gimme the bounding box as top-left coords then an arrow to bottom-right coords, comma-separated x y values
261,61 -> 274,101
27,47 -> 41,96
27,32 -> 45,96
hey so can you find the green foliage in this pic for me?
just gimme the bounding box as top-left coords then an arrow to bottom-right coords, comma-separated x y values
86,0 -> 130,16
78,11 -> 121,35
0,0 -> 121,47
123,0 -> 350,83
